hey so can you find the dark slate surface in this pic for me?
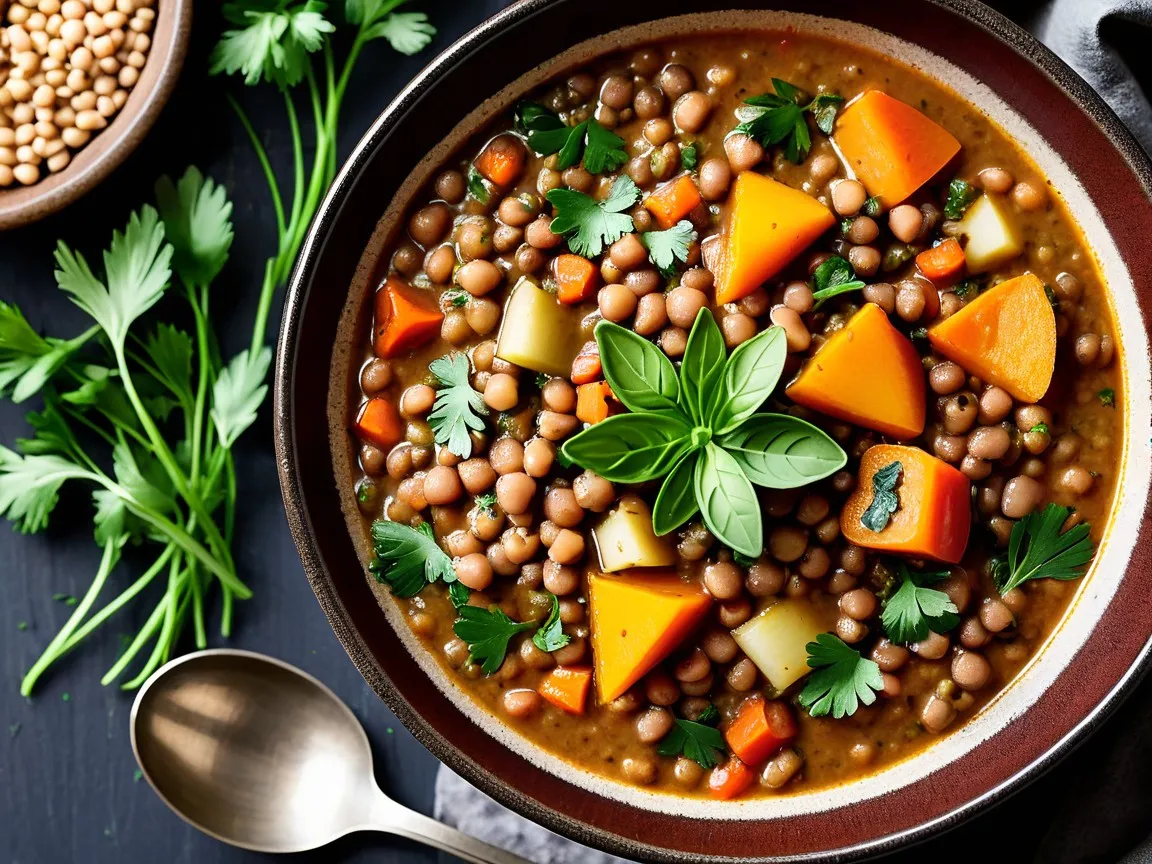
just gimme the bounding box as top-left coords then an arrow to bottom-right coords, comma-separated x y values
0,2 -> 1148,863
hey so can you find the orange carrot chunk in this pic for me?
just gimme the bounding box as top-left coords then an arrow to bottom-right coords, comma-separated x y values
709,756 -> 757,800
570,341 -> 602,385
644,174 -> 702,229
841,445 -> 971,564
928,273 -> 1056,402
576,381 -> 614,425
714,172 -> 835,305
355,397 -> 404,451
916,238 -> 966,283
373,277 -> 444,359
474,134 -> 528,187
537,666 -> 592,714
786,303 -> 925,439
834,90 -> 961,207
554,253 -> 600,305
725,698 -> 797,767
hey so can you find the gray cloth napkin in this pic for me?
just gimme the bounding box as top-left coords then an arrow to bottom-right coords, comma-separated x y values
432,3 -> 1152,862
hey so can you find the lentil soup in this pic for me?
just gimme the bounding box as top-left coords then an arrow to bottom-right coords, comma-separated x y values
339,28 -> 1123,801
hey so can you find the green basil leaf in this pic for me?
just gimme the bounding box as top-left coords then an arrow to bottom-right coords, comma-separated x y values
694,442 -> 761,557
718,414 -> 847,489
678,308 -> 726,426
594,320 -> 680,414
714,326 -> 787,433
652,451 -> 700,536
560,411 -> 693,483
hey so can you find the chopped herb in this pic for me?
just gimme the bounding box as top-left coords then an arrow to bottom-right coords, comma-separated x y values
944,179 -> 978,220
880,563 -> 959,644
466,164 -> 490,205
990,503 -> 1094,594
862,196 -> 881,217
369,520 -> 456,598
531,594 -> 571,653
61,692 -> 70,702
732,79 -> 843,163
547,175 -> 640,258
910,327 -> 929,341
799,633 -> 883,719
133,769 -> 143,782
657,715 -> 726,768
52,593 -> 78,607
643,220 -> 697,276
681,142 -> 699,170
515,102 -> 627,173
428,353 -> 488,458
474,492 -> 498,515
811,255 -> 865,309
448,580 -> 471,609
953,278 -> 981,298
696,703 -> 720,725
1098,388 -> 1116,408
1044,283 -> 1060,310
385,727 -> 395,735
444,290 -> 469,308
840,218 -> 854,235
453,605 -> 535,674
534,372 -> 550,388
861,461 -> 902,532
16,621 -> 27,631
1029,422 -> 1050,435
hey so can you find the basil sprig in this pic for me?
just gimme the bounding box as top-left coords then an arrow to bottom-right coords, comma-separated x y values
560,310 -> 847,556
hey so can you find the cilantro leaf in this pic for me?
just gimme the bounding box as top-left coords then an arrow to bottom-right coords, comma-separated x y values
155,167 -> 234,287
944,179 -> 978,220
991,503 -> 1094,594
811,255 -> 865,309
453,605 -> 535,674
211,346 -> 272,448
861,460 -> 901,532
369,520 -> 455,598
531,594 -> 571,653
517,102 -> 626,174
880,563 -> 959,644
448,580 -> 471,609
143,324 -> 194,406
112,441 -> 176,516
212,1 -> 335,88
428,353 -> 488,458
547,176 -> 640,258
642,220 -> 696,276
657,716 -> 726,768
733,80 -> 841,164
798,633 -> 884,719
363,11 -> 435,55
0,446 -> 92,534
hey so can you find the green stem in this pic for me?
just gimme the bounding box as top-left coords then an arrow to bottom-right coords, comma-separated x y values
102,597 -> 164,686
227,93 -> 286,242
119,555 -> 187,690
284,89 -> 306,266
188,559 -> 206,649
187,281 -> 211,485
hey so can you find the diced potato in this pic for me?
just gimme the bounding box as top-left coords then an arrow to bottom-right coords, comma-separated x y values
732,600 -> 827,692
592,495 -> 676,572
956,194 -> 1023,273
495,276 -> 582,376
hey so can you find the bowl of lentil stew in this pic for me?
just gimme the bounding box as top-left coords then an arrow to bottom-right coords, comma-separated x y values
276,2 -> 1152,860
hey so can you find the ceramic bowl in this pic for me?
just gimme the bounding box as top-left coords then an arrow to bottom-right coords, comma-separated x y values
275,2 -> 1152,860
0,0 -> 192,231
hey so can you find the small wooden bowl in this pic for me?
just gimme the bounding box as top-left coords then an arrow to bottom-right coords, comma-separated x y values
0,0 -> 193,231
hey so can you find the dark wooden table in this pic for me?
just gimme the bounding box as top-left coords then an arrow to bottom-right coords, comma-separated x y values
1,3 -> 1149,863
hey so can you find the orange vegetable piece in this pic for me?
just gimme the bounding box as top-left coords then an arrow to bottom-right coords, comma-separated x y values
786,303 -> 925,439
474,134 -> 527,187
570,343 -> 602,385
588,572 -> 712,703
708,756 -> 756,800
355,397 -> 404,451
373,277 -> 444,359
916,238 -> 966,283
714,172 -> 835,305
554,253 -> 600,305
928,273 -> 1056,402
725,698 -> 796,767
834,90 -> 961,206
841,445 -> 971,564
644,174 -> 702,229
576,381 -> 614,425
537,667 -> 592,715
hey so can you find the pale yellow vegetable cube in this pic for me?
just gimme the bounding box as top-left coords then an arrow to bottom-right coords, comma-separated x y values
495,276 -> 582,377
732,600 -> 827,692
592,495 -> 676,572
957,194 -> 1023,273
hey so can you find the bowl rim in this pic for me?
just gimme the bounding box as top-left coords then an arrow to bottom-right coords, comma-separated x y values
275,1 -> 1152,859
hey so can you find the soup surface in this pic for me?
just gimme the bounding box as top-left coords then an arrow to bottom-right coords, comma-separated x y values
342,31 -> 1122,799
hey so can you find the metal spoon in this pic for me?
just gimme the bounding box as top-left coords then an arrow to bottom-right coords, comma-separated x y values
130,648 -> 528,863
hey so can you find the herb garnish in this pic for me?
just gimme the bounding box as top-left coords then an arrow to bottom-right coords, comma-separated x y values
53,593 -> 78,607
657,708 -> 726,768
531,594 -> 571,653
861,461 -> 902,532
910,327 -> 929,341
547,176 -> 641,258
466,164 -> 490,204
474,492 -> 498,516
681,142 -> 699,171
453,605 -> 536,674
534,373 -> 550,389
732,79 -> 844,163
1029,422 -> 1050,435
428,354 -> 488,458
862,196 -> 881,217
1098,388 -> 1116,408
560,312 -> 845,556
515,102 -> 628,173
990,503 -> 1094,594
798,633 -> 884,719
1044,283 -> 1060,310
811,255 -> 865,309
643,220 -> 697,276
443,290 -> 469,308
881,563 -> 959,644
944,179 -> 978,220
953,278 -> 981,298
370,521 -> 456,598
448,581 -> 471,609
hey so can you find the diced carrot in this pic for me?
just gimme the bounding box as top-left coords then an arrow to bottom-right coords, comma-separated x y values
355,397 -> 404,451
928,273 -> 1056,402
724,698 -> 796,767
834,90 -> 961,206
714,172 -> 835,305
554,253 -> 599,305
786,303 -> 925,439
576,381 -> 614,425
644,174 -> 702,229
841,444 -> 971,564
474,134 -> 528,187
916,238 -> 966,283
588,572 -> 712,703
708,756 -> 757,800
570,341 -> 602,385
373,277 -> 444,359
537,667 -> 592,714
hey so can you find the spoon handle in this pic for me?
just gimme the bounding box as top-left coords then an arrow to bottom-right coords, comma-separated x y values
371,791 -> 532,864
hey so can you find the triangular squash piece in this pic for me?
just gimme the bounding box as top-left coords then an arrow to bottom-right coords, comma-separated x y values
786,303 -> 925,439
928,273 -> 1055,403
714,172 -> 835,304
588,572 -> 711,703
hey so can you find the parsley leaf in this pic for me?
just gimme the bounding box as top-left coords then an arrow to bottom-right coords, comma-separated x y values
861,460 -> 902,532
862,196 -> 881,217
944,179 -> 978,220
642,220 -> 696,276
1098,388 -> 1116,408
799,633 -> 884,719
657,715 -> 726,768
681,142 -> 699,170
733,80 -> 843,163
474,491 -> 497,515
516,102 -> 627,174
990,503 -> 1094,594
0,447 -> 92,534
144,324 -> 194,406
155,167 -> 235,287
809,93 -> 844,135
369,520 -> 455,598
1029,422 -> 1050,435
583,119 -> 629,174
466,164 -> 490,204
428,353 -> 488,458
448,580 -> 471,609
363,11 -> 435,54
212,1 -> 336,88
547,176 -> 640,258
881,563 -> 959,644
811,255 -> 865,309
443,290 -> 469,308
0,302 -> 95,404
453,605 -> 535,674
531,593 -> 571,653
211,347 -> 272,448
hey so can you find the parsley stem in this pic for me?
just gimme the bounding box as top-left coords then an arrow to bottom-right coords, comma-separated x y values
226,94 -> 286,243
283,89 -> 306,259
189,560 -> 206,649
120,554 -> 187,690
186,281 -> 211,485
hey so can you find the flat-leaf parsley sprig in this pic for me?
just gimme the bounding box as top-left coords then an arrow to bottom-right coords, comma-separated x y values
733,78 -> 844,163
990,503 -> 1094,594
547,176 -> 641,258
